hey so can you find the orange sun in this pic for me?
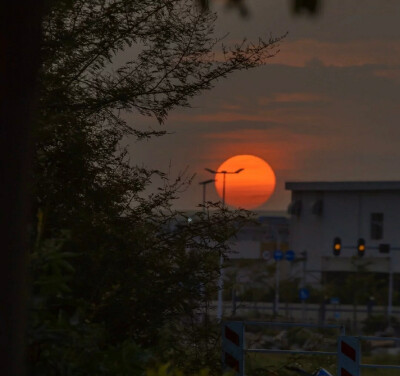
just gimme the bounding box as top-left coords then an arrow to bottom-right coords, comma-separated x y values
214,155 -> 276,209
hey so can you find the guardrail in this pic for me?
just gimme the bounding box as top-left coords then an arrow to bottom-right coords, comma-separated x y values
214,301 -> 400,322
354,336 -> 400,372
222,321 -> 400,376
222,321 -> 344,376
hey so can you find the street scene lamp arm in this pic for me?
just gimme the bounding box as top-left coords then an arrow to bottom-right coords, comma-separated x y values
199,179 -> 215,185
225,168 -> 244,174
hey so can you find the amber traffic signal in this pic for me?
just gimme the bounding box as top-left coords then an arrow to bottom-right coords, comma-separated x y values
333,237 -> 341,256
357,238 -> 365,257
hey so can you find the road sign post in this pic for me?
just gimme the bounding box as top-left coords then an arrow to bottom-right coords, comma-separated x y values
273,250 -> 295,316
285,250 -> 295,261
262,250 -> 271,261
273,250 -> 283,316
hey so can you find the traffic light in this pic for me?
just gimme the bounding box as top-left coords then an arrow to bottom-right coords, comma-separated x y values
357,238 -> 365,257
333,237 -> 341,256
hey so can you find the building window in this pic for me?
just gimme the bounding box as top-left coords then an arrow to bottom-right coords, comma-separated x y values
370,213 -> 383,240
287,200 -> 302,216
311,199 -> 323,215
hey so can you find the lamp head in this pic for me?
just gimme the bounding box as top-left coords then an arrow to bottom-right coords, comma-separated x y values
199,179 -> 215,185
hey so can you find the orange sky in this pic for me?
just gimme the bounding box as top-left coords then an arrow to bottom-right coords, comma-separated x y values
132,1 -> 400,211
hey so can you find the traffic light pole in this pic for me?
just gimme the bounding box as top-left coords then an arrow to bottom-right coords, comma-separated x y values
331,236 -> 398,329
388,252 -> 393,325
301,251 -> 307,321
274,259 -> 280,316
274,231 -> 281,317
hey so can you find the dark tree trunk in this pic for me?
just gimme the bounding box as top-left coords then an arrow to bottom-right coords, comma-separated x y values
0,2 -> 43,374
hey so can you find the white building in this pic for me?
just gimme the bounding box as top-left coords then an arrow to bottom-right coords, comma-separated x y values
285,181 -> 400,281
229,213 -> 289,260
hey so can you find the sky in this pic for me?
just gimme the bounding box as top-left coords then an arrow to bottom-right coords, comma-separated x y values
130,0 -> 400,211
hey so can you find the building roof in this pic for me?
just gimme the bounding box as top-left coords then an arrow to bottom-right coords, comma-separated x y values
285,181 -> 400,192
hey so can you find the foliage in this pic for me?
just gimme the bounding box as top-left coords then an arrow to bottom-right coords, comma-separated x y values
246,353 -> 336,376
362,314 -> 400,335
29,206 -> 251,374
30,0 -> 283,374
323,268 -> 389,306
361,354 -> 400,376
224,259 -> 301,304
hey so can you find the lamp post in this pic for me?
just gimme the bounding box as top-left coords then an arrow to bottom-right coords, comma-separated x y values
205,168 -> 244,207
205,167 -> 244,320
264,224 -> 282,317
199,179 -> 215,212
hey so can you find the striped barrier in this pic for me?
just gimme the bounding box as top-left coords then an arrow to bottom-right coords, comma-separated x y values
222,321 -> 244,375
337,336 -> 360,376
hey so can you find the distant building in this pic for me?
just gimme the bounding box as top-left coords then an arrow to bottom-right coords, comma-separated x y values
285,181 -> 400,283
226,213 -> 291,302
229,213 -> 289,260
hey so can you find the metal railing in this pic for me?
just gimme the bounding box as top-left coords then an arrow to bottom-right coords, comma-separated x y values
222,320 -> 344,376
358,336 -> 400,372
245,321 -> 344,357
223,321 -> 400,375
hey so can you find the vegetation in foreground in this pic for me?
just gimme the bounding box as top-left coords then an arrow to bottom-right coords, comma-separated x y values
29,0 -> 284,374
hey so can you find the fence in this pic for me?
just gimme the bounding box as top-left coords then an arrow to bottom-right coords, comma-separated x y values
222,321 -> 400,376
214,301 -> 400,324
343,336 -> 400,374
222,321 -> 344,376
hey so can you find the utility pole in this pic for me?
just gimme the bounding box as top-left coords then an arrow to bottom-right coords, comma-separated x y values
388,253 -> 393,326
273,228 -> 281,317
199,179 -> 215,212
274,258 -> 280,316
301,250 -> 307,321
205,167 -> 244,320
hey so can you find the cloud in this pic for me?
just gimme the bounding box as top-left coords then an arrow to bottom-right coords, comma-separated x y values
201,128 -> 331,172
185,111 -> 267,123
373,68 -> 400,82
258,92 -> 331,105
273,38 -> 400,67
170,104 -> 336,135
219,103 -> 243,110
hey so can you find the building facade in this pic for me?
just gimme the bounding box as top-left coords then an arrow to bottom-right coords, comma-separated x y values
285,181 -> 400,281
229,214 -> 289,260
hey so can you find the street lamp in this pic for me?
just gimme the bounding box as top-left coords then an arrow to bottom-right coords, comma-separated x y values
199,179 -> 215,212
205,167 -> 244,207
205,167 -> 244,320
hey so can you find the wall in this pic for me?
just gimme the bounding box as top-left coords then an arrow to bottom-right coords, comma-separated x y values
289,189 -> 400,279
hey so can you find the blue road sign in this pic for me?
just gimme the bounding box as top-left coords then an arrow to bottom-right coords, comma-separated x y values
299,288 -> 310,300
273,250 -> 284,261
285,250 -> 295,261
330,297 -> 340,305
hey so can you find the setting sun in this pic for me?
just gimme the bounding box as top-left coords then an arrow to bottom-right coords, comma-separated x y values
213,155 -> 276,209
